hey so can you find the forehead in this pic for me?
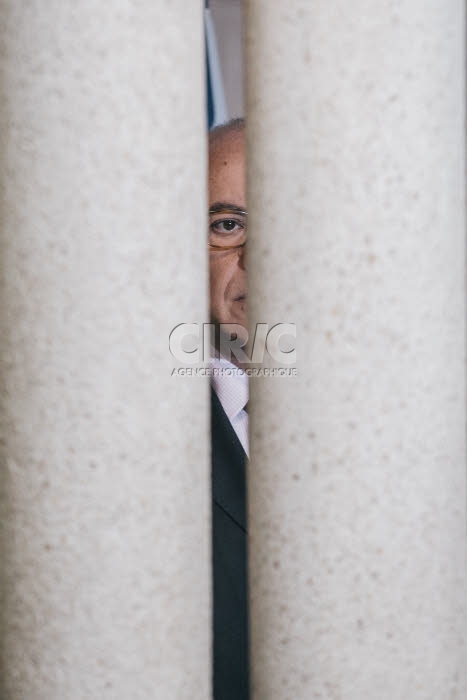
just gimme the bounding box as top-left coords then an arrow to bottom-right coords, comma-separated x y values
208,131 -> 246,206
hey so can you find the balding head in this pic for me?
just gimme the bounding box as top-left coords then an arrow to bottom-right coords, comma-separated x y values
209,117 -> 245,147
208,118 -> 247,353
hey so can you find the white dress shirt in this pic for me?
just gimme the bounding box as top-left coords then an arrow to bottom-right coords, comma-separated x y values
210,354 -> 249,456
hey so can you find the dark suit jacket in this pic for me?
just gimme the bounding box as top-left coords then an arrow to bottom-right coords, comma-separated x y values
211,387 -> 250,700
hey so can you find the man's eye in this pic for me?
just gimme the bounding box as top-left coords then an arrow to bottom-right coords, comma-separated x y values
212,219 -> 242,234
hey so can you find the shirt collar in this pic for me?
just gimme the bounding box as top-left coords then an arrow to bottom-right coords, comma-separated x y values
210,354 -> 249,422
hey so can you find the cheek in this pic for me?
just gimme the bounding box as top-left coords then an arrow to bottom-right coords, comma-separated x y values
209,257 -> 233,300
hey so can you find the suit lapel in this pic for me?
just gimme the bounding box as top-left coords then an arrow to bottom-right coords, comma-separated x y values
211,386 -> 247,531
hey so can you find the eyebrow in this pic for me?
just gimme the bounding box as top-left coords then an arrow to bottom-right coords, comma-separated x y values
209,202 -> 248,216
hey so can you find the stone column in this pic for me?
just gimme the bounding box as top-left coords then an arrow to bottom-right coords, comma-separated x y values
245,1 -> 466,698
0,3 -> 210,699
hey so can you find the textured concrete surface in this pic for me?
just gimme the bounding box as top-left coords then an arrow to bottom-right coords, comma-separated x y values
245,1 -> 466,698
0,3 -> 210,698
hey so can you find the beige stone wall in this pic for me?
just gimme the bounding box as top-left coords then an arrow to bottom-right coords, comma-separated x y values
0,3 -> 210,698
245,1 -> 466,698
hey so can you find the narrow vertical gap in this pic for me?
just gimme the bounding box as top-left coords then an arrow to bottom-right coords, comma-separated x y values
205,2 -> 249,698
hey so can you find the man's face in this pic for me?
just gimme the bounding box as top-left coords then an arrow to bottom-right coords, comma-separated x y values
208,130 -> 247,339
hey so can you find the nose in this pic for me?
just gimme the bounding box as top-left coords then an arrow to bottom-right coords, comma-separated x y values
237,243 -> 247,271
